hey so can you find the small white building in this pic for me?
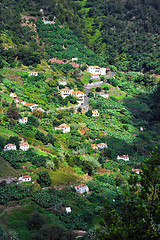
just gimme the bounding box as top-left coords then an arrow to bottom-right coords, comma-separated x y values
55,123 -> 70,133
97,143 -> 108,149
65,207 -> 72,214
87,66 -> 106,76
71,91 -> 85,100
4,144 -> 17,151
90,74 -> 100,80
19,142 -> 29,151
18,175 -> 31,183
10,93 -> 17,98
92,110 -> 99,117
72,57 -> 78,62
98,92 -> 109,99
59,80 -> 67,86
132,168 -> 142,174
117,155 -> 129,161
14,99 -> 26,105
59,88 -> 73,98
29,71 -> 38,76
19,117 -> 28,124
75,184 -> 89,194
24,103 -> 38,111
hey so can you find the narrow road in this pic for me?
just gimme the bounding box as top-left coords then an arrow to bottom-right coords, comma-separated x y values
57,71 -> 116,111
83,71 -> 116,108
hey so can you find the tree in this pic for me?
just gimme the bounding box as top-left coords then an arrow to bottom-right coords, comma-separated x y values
28,115 -> 39,127
88,92 -> 94,98
77,107 -> 82,114
27,213 -> 45,230
95,148 -> 160,239
6,102 -> 20,120
85,109 -> 92,117
95,87 -> 101,92
0,57 -> 4,69
37,171 -> 51,188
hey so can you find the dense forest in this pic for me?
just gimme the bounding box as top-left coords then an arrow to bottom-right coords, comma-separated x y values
0,0 -> 160,240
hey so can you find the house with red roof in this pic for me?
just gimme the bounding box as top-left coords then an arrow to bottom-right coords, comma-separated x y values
59,87 -> 73,98
10,93 -> 17,98
91,144 -> 98,150
54,123 -> 70,133
19,117 -> 28,124
18,175 -> 31,183
71,90 -> 84,100
132,168 -> 142,174
92,110 -> 99,117
75,184 -> 89,194
24,103 -> 38,111
96,143 -> 108,149
90,73 -> 100,80
91,143 -> 108,150
19,142 -> 29,151
4,144 -> 17,151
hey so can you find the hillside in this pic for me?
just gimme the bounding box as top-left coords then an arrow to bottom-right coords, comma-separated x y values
0,1 -> 160,240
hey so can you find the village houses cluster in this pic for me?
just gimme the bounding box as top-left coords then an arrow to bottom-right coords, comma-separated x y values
4,142 -> 29,151
10,88 -> 44,112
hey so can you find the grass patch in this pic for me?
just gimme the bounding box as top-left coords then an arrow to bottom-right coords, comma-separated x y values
0,156 -> 20,177
48,166 -> 82,186
81,72 -> 91,83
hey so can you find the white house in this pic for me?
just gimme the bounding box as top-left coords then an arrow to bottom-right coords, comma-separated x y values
117,155 -> 129,161
75,184 -> 89,194
19,142 -> 29,151
132,168 -> 142,174
97,143 -> 108,149
92,110 -> 99,117
98,92 -> 109,99
90,74 -> 100,80
140,127 -> 144,131
72,57 -> 78,61
59,80 -> 67,86
10,93 -> 17,98
24,103 -> 38,111
29,71 -> 38,76
18,175 -> 31,183
65,207 -> 72,214
4,144 -> 17,151
87,66 -> 106,75
71,91 -> 85,100
59,88 -> 73,98
19,117 -> 28,124
14,99 -> 26,105
91,144 -> 98,150
55,123 -> 70,133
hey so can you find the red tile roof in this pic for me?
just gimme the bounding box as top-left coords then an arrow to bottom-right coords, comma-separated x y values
22,175 -> 31,179
120,155 -> 128,158
25,103 -> 36,106
75,184 -> 88,188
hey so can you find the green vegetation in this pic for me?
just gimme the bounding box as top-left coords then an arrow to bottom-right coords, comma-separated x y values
0,0 -> 160,239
